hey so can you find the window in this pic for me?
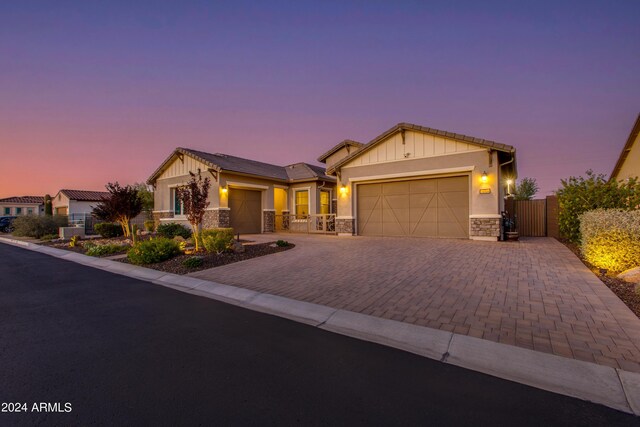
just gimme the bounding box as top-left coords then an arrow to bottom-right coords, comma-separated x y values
16,207 -> 22,215
27,208 -> 34,215
171,188 -> 183,216
3,207 -> 10,215
320,190 -> 330,214
295,190 -> 309,217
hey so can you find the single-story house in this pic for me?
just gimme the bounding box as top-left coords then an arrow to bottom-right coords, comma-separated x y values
0,196 -> 44,216
147,149 -> 336,234
610,113 -> 640,182
147,122 -> 517,240
51,189 -> 110,218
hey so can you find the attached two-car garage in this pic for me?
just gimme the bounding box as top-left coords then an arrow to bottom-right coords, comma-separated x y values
229,188 -> 262,234
356,176 -> 469,238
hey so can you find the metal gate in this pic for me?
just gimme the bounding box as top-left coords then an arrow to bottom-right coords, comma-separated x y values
513,199 -> 546,237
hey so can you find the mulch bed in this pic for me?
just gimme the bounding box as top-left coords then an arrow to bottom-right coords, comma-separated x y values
560,238 -> 640,318
118,242 -> 295,275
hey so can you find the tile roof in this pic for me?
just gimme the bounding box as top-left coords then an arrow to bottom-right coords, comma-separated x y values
148,148 -> 335,184
59,189 -> 110,202
317,139 -> 364,163
0,196 -> 44,204
328,122 -> 516,174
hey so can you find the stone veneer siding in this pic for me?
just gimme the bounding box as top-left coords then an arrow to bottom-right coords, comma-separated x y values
470,218 -> 501,238
152,211 -> 173,227
336,218 -> 355,235
263,210 -> 275,232
281,210 -> 290,230
203,209 -> 230,229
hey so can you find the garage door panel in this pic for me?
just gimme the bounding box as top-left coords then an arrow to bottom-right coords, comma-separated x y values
358,176 -> 469,238
229,189 -> 262,234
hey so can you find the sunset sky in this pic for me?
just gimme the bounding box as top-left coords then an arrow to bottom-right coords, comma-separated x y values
1,1 -> 638,198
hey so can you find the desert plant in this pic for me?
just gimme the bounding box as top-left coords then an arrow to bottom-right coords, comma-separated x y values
556,170 -> 640,243
40,234 -> 59,241
176,170 -> 211,252
131,224 -> 138,244
183,256 -> 204,268
11,215 -> 68,238
86,243 -> 129,257
94,222 -> 124,238
127,238 -> 182,265
144,220 -> 156,232
275,240 -> 289,247
514,177 -> 539,201
92,182 -> 143,237
580,209 -> 640,273
44,194 -> 53,216
157,222 -> 192,239
201,228 -> 234,254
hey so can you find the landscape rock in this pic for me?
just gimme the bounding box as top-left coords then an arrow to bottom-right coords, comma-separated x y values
231,241 -> 245,253
618,267 -> 640,284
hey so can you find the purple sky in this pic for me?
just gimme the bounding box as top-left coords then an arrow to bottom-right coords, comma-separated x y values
1,0 -> 638,198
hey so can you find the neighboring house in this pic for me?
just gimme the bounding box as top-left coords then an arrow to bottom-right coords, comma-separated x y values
0,196 -> 44,216
147,149 -> 336,234
147,122 -> 517,240
51,189 -> 110,217
610,113 -> 640,182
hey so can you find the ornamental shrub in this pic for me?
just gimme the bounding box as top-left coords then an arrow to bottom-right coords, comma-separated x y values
12,215 -> 68,238
201,228 -> 235,254
86,243 -> 129,257
580,209 -> 640,273
127,238 -> 182,265
183,256 -> 204,268
94,222 -> 124,238
144,220 -> 156,232
556,170 -> 640,243
157,222 -> 192,239
275,240 -> 289,247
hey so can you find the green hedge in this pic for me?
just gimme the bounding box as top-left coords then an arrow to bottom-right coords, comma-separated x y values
94,222 -> 124,238
12,215 -> 68,238
157,222 -> 192,239
85,243 -> 129,257
580,209 -> 640,273
127,238 -> 182,265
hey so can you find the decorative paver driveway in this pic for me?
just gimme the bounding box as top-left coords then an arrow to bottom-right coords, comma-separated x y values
189,234 -> 640,372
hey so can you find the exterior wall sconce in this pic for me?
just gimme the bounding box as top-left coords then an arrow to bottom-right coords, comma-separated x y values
339,186 -> 348,195
221,186 -> 228,194
506,179 -> 513,195
481,172 -> 488,183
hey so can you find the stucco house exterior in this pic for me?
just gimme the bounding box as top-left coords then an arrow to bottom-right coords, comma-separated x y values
611,113 -> 640,182
148,122 -> 517,240
51,189 -> 110,217
147,149 -> 336,234
0,196 -> 44,216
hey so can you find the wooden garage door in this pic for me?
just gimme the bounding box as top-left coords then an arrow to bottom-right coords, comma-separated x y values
357,176 -> 469,238
229,189 -> 262,234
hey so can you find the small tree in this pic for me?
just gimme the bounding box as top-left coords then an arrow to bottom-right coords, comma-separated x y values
514,177 -> 539,200
44,194 -> 53,216
133,182 -> 154,219
92,182 -> 143,237
176,170 -> 211,252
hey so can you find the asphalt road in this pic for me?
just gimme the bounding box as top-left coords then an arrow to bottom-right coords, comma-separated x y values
0,243 -> 636,426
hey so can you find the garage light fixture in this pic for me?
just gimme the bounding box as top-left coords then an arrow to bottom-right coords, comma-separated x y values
339,186 -> 348,195
221,186 -> 228,194
481,172 -> 488,183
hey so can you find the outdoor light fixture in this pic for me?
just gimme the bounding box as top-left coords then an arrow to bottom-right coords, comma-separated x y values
221,186 -> 228,194
506,178 -> 513,195
339,186 -> 348,195
481,172 -> 488,183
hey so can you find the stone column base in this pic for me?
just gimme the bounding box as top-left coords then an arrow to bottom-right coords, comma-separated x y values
203,208 -> 230,229
469,216 -> 500,241
336,217 -> 355,236
263,210 -> 275,232
152,211 -> 173,227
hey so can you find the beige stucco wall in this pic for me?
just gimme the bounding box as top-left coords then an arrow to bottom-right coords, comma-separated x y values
336,149 -> 503,231
616,132 -> 640,181
0,203 -> 43,216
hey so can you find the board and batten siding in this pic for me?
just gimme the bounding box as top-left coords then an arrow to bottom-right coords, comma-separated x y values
343,130 -> 486,168
157,156 -> 211,180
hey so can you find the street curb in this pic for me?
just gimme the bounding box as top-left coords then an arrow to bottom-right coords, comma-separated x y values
1,236 -> 638,415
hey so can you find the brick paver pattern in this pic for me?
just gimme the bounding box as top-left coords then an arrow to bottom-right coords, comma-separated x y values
189,235 -> 640,372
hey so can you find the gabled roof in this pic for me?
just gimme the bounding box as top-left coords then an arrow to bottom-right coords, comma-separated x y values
0,196 -> 44,204
611,113 -> 640,181
317,139 -> 363,163
58,189 -> 110,202
327,122 -> 516,174
148,148 -> 335,185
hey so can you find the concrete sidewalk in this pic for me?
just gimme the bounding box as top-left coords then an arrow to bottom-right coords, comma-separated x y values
1,236 -> 638,416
